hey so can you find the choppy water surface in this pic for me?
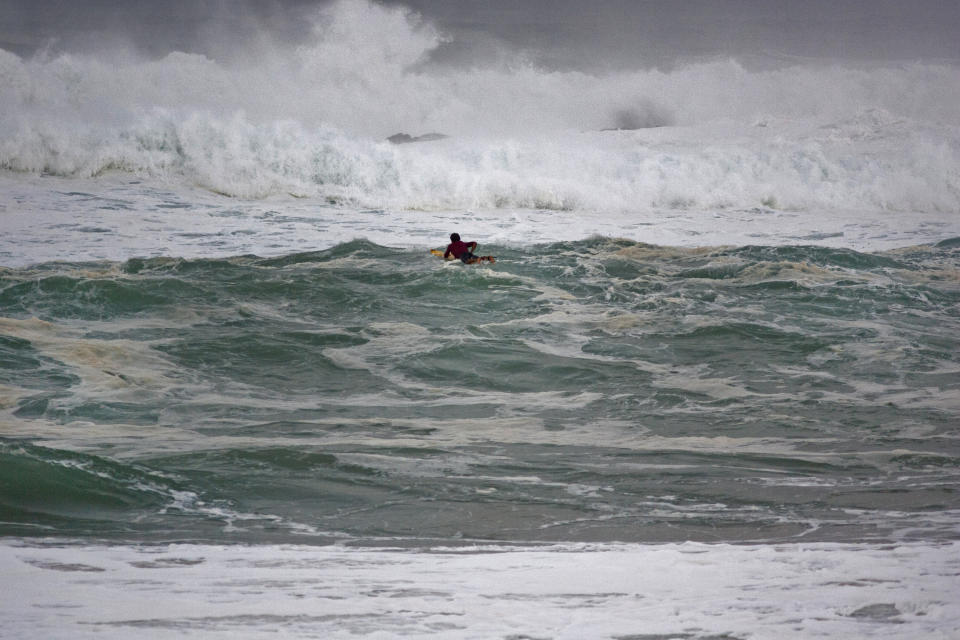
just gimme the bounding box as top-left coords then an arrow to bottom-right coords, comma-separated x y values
3,237 -> 958,546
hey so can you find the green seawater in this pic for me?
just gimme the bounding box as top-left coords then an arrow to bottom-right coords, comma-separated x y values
2,238 -> 959,545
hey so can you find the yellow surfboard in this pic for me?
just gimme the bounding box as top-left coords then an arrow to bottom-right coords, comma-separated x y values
430,249 -> 495,264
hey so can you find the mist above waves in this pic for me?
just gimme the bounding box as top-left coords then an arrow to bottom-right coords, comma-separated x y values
3,0 -> 959,138
3,0 -> 958,70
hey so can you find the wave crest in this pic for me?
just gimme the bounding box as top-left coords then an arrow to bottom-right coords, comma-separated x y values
1,0 -> 959,212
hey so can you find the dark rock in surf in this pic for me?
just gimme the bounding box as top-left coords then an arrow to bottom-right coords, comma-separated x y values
387,132 -> 449,144
601,104 -> 675,131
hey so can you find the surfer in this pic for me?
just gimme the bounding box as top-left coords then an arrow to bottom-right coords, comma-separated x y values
443,233 -> 495,264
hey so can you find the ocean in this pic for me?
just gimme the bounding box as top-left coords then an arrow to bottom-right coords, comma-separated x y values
2,1 -> 960,638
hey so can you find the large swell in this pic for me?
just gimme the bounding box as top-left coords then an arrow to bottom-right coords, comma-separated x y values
2,238 -> 959,545
1,0 -> 959,211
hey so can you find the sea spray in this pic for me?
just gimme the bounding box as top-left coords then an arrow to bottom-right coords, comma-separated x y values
2,1 -> 959,211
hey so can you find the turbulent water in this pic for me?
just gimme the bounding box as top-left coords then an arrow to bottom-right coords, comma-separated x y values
2,0 -> 960,637
3,238 -> 960,547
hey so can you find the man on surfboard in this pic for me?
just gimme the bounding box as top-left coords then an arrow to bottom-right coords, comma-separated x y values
444,233 -> 495,264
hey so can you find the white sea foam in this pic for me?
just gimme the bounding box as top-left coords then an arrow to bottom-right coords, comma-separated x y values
2,539 -> 958,639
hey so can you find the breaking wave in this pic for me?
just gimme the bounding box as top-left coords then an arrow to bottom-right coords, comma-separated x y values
1,0 -> 959,211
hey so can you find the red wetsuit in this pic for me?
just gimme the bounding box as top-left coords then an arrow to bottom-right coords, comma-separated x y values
444,240 -> 477,260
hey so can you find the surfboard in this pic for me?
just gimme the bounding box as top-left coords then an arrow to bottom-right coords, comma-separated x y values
430,249 -> 496,264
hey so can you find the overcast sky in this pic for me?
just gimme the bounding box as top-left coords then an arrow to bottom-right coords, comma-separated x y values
2,0 -> 959,69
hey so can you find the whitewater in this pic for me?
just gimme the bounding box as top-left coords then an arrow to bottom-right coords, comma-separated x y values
2,1 -> 960,638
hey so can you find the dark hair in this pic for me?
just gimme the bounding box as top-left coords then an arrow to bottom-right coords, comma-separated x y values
450,233 -> 460,242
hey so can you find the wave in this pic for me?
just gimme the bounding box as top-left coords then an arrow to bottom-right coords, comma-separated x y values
3,238 -> 956,326
0,442 -> 187,533
2,104 -> 957,214
1,0 -> 959,211
3,238 -> 959,543
0,441 -> 335,541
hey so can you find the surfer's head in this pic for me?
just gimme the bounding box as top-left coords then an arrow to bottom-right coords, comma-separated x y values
450,233 -> 460,242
